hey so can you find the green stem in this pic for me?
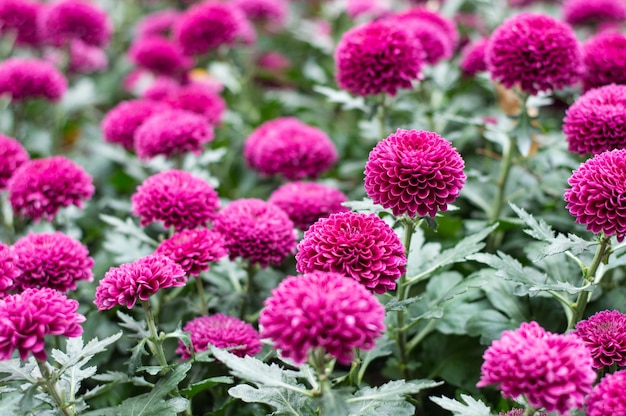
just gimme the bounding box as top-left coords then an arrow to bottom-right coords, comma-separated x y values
36,359 -> 75,416
407,319 -> 436,353
395,217 -> 415,380
309,348 -> 333,397
141,300 -> 169,370
378,93 -> 388,137
195,275 -> 208,315
239,262 -> 257,320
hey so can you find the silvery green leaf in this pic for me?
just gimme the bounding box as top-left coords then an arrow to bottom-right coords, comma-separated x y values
228,384 -> 315,416
430,394 -> 493,416
0,358 -> 39,383
313,86 -> 367,112
346,379 -> 442,416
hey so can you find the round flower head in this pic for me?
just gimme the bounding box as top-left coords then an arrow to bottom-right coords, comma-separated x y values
101,99 -> 171,151
128,36 -> 192,76
586,370 -> 626,416
397,7 -> 459,50
364,129 -> 466,218
8,156 -> 94,222
155,228 -> 227,276
164,84 -> 226,125
176,314 -> 262,359
68,39 -> 107,74
477,321 -> 596,415
233,0 -> 288,28
582,32 -> 626,91
259,271 -> 385,365
0,133 -> 28,190
0,288 -> 85,360
243,117 -> 338,180
460,38 -> 489,76
335,20 -> 425,96
346,0 -> 392,20
94,254 -> 186,310
12,232 -> 94,293
213,198 -> 297,268
296,211 -> 406,294
135,9 -> 180,39
486,13 -> 582,95
39,0 -> 112,47
0,0 -> 41,46
141,75 -> 181,101
565,149 -> 626,241
131,170 -> 219,231
574,310 -> 626,369
268,181 -> 349,230
0,57 -> 67,101
563,84 -> 626,155
134,109 -> 214,160
0,243 -> 19,294
563,0 -> 626,27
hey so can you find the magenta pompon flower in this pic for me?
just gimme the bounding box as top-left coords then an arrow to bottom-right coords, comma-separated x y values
0,0 -> 41,46
213,198 -> 297,268
164,84 -> 226,125
259,271 -> 385,365
8,156 -> 94,222
460,38 -> 489,76
477,321 -> 596,416
0,288 -> 85,360
586,370 -> 626,416
39,0 -> 112,47
131,170 -> 220,231
94,254 -> 186,310
128,36 -> 192,76
0,243 -> 19,294
296,211 -> 406,294
486,13 -> 582,95
346,0 -> 391,20
581,32 -> 626,91
12,232 -> 94,293
233,0 -> 288,28
574,310 -> 626,369
0,133 -> 28,190
176,313 -> 262,359
155,228 -> 227,276
364,129 -> 466,218
396,7 -> 459,50
68,39 -> 108,74
563,0 -> 626,26
0,57 -> 67,102
564,149 -> 626,241
243,117 -> 338,180
135,8 -> 180,39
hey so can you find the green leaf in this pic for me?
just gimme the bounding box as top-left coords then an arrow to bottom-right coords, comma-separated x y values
0,387 -> 21,416
228,384 -> 313,416
430,394 -> 493,416
313,86 -> 367,111
52,332 -> 123,374
180,376 -> 234,399
466,309 -> 519,344
346,379 -> 442,415
0,357 -> 38,383
116,311 -> 149,338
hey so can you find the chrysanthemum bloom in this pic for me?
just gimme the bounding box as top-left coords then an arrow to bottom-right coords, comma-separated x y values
486,13 -> 582,95
586,370 -> 626,416
296,212 -> 406,293
563,84 -> 626,155
0,0 -> 41,46
176,314 -> 262,359
259,271 -> 385,364
94,254 -> 186,310
100,99 -> 170,151
563,0 -> 626,26
8,156 -> 94,222
0,58 -> 67,101
565,149 -> 626,241
68,39 -> 107,74
460,38 -> 489,76
155,228 -> 227,276
574,310 -> 626,369
477,321 -> 595,415
213,198 -> 297,268
346,0 -> 392,20
135,8 -> 180,39
364,129 -> 465,218
243,117 -> 338,180
335,20 -> 425,96
12,232 -> 94,293
128,36 -> 192,77
0,134 -> 28,190
134,109 -> 214,160
131,170 -> 219,231
0,243 -> 19,294
581,32 -> 626,91
268,181 -> 349,230
0,287 -> 85,360
398,7 -> 459,50
141,75 -> 181,101
164,84 -> 226,125
233,0 -> 288,28
39,0 -> 112,47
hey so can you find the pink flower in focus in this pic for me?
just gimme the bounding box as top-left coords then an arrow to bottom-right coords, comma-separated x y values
296,212 -> 406,294
586,370 -> 626,416
39,0 -> 112,47
0,0 -> 41,46
68,39 -> 108,74
176,313 -> 261,359
0,57 -> 67,101
0,133 -> 28,190
94,254 -> 186,310
460,38 -> 489,76
155,228 -> 227,276
581,32 -> 626,91
574,310 -> 626,369
477,321 -> 595,415
0,288 -> 85,360
135,8 -> 180,39
164,84 -> 226,125
563,0 -> 626,26
101,99 -> 170,151
0,243 -> 19,294
259,271 -> 385,364
128,36 -> 192,76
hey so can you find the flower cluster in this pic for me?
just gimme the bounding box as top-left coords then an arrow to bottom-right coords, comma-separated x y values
581,32 -> 626,91
101,99 -> 170,151
0,57 -> 67,101
586,370 -> 626,416
0,134 -> 28,190
0,0 -> 40,46
135,9 -> 179,39
68,39 -> 108,74
128,36 -> 192,76
39,0 -> 112,47
156,228 -> 227,276
164,84 -> 226,125
563,0 -> 626,26
574,310 -> 626,369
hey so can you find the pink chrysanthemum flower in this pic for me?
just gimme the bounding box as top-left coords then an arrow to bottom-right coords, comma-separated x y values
574,310 -> 626,369
563,0 -> 626,26
346,0 -> 392,20
68,39 -> 107,74
12,232 -> 94,293
0,0 -> 41,46
477,321 -> 595,416
486,13 -> 582,95
155,228 -> 227,276
268,181 -> 349,230
164,84 -> 226,125
563,84 -> 626,155
243,117 -> 338,180
364,129 -> 465,218
131,170 -> 219,231
100,99 -> 170,151
8,156 -> 94,222
135,9 -> 180,39
565,149 -> 626,241
0,133 -> 28,190
128,36 -> 192,76
213,198 -> 297,268
94,254 -> 186,310
0,57 -> 67,101
176,313 -> 262,359
141,75 -> 181,101
398,7 -> 459,51
0,243 -> 19,294
586,370 -> 626,416
460,38 -> 489,76
581,32 -> 626,91
259,271 -> 385,364
134,109 -> 214,160
335,20 -> 425,96
233,0 -> 287,28
296,212 -> 406,294
39,0 -> 112,47
0,287 -> 85,360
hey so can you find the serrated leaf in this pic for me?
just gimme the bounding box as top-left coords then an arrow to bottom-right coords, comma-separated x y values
341,198 -> 391,215
313,86 -> 367,111
0,388 -> 22,415
117,312 -> 149,337
228,384 -> 311,416
0,358 -> 39,383
384,296 -> 422,312
53,332 -> 122,373
346,379 -> 442,413
430,394 -> 492,416
180,376 -> 233,399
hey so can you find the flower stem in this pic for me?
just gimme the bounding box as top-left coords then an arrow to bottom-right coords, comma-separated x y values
310,348 -> 333,397
195,275 -> 208,315
378,93 -> 388,137
36,359 -> 75,416
239,262 -> 257,321
395,217 -> 415,379
141,299 -> 169,370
